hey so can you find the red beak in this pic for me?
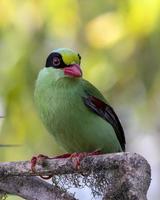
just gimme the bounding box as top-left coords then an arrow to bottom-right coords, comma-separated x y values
64,64 -> 82,78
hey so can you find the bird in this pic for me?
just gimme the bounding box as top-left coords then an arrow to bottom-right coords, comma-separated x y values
32,48 -> 125,175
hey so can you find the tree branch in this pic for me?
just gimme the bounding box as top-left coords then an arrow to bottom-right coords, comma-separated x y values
0,152 -> 151,200
0,176 -> 76,200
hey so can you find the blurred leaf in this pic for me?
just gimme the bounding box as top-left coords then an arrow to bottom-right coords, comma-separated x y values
85,12 -> 124,48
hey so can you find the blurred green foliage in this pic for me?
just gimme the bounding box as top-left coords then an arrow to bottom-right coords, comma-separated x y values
0,0 -> 160,199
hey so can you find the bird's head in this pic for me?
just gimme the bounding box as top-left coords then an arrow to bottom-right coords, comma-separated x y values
45,48 -> 82,78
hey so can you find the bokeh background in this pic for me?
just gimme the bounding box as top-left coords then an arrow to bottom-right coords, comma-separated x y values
0,0 -> 160,199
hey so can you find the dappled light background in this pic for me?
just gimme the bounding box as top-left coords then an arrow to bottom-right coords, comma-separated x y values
0,0 -> 160,199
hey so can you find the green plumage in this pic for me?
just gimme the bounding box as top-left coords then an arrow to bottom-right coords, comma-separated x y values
34,48 -> 124,154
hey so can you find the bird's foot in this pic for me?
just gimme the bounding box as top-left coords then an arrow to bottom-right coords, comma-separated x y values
69,149 -> 102,170
31,154 -> 53,179
30,153 -> 73,179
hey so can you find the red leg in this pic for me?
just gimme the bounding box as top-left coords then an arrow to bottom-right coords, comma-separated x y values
53,153 -> 72,159
88,149 -> 102,156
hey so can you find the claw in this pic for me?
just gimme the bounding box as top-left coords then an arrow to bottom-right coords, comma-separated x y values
31,154 -> 52,179
31,156 -> 38,173
70,152 -> 86,170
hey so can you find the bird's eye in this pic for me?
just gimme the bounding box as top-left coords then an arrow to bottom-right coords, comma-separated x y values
53,57 -> 61,66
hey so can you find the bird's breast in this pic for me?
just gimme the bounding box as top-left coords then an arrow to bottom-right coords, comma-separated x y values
35,78 -> 85,135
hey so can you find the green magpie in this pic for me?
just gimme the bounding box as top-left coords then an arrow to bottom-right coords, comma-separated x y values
31,48 -> 125,176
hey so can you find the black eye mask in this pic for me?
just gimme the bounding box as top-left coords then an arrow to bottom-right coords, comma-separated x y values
45,52 -> 67,68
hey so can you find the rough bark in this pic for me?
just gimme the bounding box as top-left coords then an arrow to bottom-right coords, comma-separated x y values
0,176 -> 76,200
0,152 -> 151,200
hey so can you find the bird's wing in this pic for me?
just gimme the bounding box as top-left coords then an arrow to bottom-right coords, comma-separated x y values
81,80 -> 126,151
